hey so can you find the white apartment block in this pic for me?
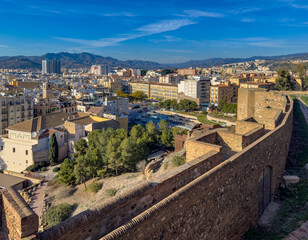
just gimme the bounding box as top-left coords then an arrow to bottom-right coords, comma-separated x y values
178,76 -> 210,104
159,74 -> 183,84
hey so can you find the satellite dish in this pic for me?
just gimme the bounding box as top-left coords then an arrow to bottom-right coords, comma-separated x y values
31,132 -> 37,138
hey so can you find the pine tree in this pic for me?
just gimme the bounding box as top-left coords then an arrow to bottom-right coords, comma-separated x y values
57,158 -> 75,185
49,133 -> 59,165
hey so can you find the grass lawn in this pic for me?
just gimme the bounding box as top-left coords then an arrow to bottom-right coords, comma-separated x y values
174,111 -> 216,125
301,96 -> 308,105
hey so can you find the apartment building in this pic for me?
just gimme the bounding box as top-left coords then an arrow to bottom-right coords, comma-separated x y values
0,96 -> 34,135
128,82 -> 178,100
150,83 -> 178,100
177,68 -> 196,76
178,76 -> 210,105
159,74 -> 183,84
128,82 -> 150,97
210,84 -> 239,104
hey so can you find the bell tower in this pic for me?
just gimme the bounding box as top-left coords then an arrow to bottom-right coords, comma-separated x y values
43,82 -> 53,99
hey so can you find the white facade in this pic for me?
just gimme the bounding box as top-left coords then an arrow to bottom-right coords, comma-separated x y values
178,76 -> 210,103
91,65 -> 111,75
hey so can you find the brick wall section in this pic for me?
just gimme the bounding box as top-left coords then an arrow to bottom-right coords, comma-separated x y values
1,187 -> 38,240
34,150 -> 222,240
100,99 -> 293,240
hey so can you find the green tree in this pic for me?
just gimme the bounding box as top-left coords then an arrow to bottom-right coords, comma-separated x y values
161,69 -> 174,76
49,133 -> 59,165
73,138 -> 88,158
130,124 -> 145,143
57,158 -> 75,186
146,121 -> 157,144
74,155 -> 89,188
120,138 -> 137,171
129,91 -> 148,102
275,69 -> 294,90
140,70 -> 147,76
115,91 -> 129,98
158,119 -> 169,131
106,137 -> 122,175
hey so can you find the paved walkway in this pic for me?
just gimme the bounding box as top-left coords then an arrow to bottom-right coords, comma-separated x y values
299,98 -> 308,125
284,221 -> 308,240
284,98 -> 308,240
29,182 -> 47,222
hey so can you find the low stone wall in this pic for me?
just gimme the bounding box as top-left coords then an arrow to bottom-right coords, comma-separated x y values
185,138 -> 221,162
1,187 -> 38,240
35,150 -> 222,240
235,120 -> 264,135
99,98 -> 293,240
207,114 -> 235,126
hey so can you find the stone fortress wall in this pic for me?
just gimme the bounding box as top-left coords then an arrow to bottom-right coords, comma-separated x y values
0,89 -> 293,240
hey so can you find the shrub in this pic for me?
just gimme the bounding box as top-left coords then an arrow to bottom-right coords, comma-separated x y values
53,167 -> 60,172
171,155 -> 186,167
25,161 -> 48,172
42,203 -> 75,228
88,182 -> 102,193
105,188 -> 117,197
57,187 -> 76,199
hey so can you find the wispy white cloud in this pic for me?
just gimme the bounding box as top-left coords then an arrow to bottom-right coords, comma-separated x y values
241,18 -> 256,22
57,19 -> 196,47
102,12 -> 136,17
230,37 -> 287,48
182,10 -> 224,18
137,19 -> 196,34
290,3 -> 308,9
163,49 -> 194,53
0,45 -> 7,48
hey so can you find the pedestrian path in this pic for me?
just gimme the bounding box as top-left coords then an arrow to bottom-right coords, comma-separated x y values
29,182 -> 47,223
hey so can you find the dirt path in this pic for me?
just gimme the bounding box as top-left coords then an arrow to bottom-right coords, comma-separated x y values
29,182 -> 47,222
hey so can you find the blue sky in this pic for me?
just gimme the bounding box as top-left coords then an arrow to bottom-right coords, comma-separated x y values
1,0 -> 308,63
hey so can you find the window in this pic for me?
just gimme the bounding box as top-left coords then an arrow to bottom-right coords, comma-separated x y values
26,160 -> 28,164
0,146 -> 3,150
25,150 -> 28,155
13,148 -> 15,153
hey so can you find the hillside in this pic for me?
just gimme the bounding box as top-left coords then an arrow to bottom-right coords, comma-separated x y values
0,52 -> 308,70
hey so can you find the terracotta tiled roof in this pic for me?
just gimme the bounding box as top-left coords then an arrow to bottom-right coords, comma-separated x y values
6,112 -> 88,133
87,106 -> 104,115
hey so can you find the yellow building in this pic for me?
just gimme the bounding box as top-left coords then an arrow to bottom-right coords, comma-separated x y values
210,84 -> 239,104
98,76 -> 123,92
128,82 -> 178,100
229,76 -> 247,85
150,83 -> 178,100
128,82 -> 150,97
10,79 -> 40,89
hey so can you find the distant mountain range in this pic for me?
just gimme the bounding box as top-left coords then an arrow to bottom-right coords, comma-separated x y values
0,52 -> 308,70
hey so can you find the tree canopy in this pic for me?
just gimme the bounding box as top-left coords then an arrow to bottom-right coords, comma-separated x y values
49,133 -> 59,165
275,69 -> 294,91
57,121 -> 187,186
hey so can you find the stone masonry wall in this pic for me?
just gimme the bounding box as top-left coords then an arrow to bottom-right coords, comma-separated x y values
1,187 -> 38,240
185,139 -> 221,162
235,120 -> 264,135
100,98 -> 293,240
35,150 -> 222,240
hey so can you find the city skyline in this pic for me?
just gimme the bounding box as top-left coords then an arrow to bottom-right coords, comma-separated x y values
1,0 -> 308,63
